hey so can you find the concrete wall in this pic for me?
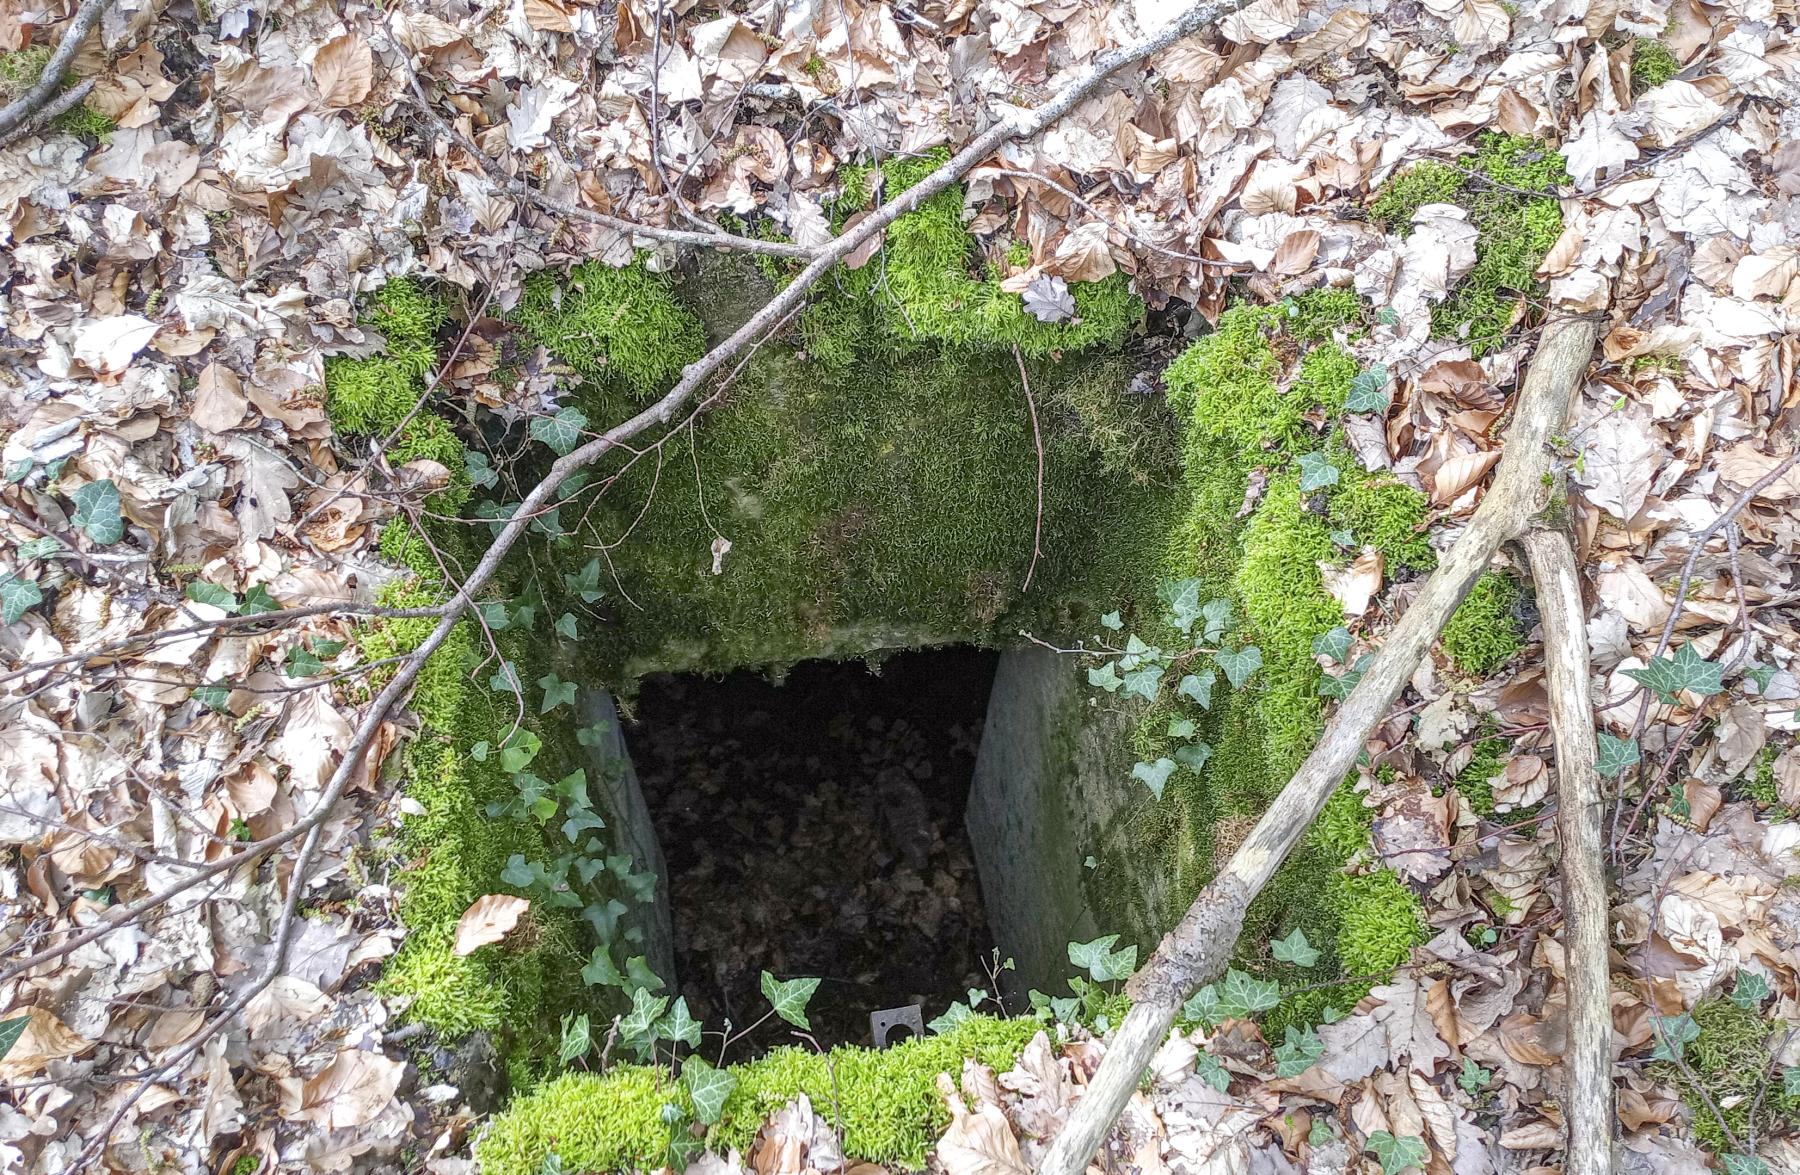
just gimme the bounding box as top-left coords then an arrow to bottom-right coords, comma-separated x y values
966,647 -> 1179,997
577,688 -> 677,987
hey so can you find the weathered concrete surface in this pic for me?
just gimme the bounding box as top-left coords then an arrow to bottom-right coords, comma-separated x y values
967,647 -> 1183,997
577,687 -> 677,986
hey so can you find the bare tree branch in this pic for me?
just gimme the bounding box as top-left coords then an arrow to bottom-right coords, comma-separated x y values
0,0 -> 111,141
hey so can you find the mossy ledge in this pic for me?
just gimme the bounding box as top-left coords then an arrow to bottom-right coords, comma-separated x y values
477,1017 -> 1037,1174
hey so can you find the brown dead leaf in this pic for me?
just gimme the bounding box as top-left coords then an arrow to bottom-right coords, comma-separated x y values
1429,449 -> 1502,506
312,34 -> 373,108
453,894 -> 530,956
1319,545 -> 1384,618
192,362 -> 249,433
935,1072 -> 1028,1175
0,1007 -> 95,1079
281,1048 -> 404,1130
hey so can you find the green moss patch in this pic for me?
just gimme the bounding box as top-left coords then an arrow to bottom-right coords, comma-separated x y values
476,1016 -> 1038,1175
1369,134 -> 1568,356
1440,571 -> 1523,676
1657,997 -> 1800,1154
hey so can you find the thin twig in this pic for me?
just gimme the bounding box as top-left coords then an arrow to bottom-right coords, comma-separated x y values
0,0 -> 112,141
1011,345 -> 1046,593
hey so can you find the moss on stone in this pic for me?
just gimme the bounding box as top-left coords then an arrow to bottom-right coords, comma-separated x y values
800,151 -> 1141,362
1440,571 -> 1523,676
475,1016 -> 1038,1175
1368,134 -> 1567,356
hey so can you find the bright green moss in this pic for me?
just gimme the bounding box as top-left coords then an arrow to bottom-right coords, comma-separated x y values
1238,476 -> 1339,768
1440,571 -> 1523,676
1292,342 -> 1359,417
476,1017 -> 1038,1175
1283,288 -> 1364,343
801,151 -> 1141,361
1330,476 -> 1434,570
1334,869 -> 1429,976
1453,735 -> 1508,816
1659,998 -> 1800,1154
1310,780 -> 1375,861
512,261 -> 705,398
1369,161 -> 1465,234
325,278 -> 447,435
1369,135 -> 1567,356
1164,304 -> 1290,453
1632,38 -> 1680,90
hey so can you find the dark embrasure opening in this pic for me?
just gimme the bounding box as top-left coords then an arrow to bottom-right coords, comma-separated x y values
624,648 -> 1001,1054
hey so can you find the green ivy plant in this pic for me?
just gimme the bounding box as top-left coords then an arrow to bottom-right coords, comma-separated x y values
1082,578 -> 1265,799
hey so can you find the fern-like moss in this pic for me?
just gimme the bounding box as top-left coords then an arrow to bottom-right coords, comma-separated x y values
1631,38 -> 1681,91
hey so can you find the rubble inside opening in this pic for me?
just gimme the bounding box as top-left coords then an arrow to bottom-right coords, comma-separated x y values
623,649 -> 1002,1055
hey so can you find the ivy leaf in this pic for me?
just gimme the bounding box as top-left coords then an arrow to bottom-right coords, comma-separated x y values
500,730 -> 543,774
191,682 -> 231,712
465,449 -> 499,489
1122,663 -> 1165,703
683,1057 -> 737,1125
1731,970 -> 1771,1010
1194,1050 -> 1231,1091
1296,452 -> 1340,493
185,581 -> 240,611
538,672 -> 576,714
1214,645 -> 1263,689
1625,643 -> 1724,703
1651,1013 -> 1700,1062
15,535 -> 65,561
1099,611 -> 1124,631
1174,742 -> 1212,774
761,972 -> 821,1029
489,661 -> 523,695
1346,364 -> 1392,413
1320,653 -> 1372,701
1308,1117 -> 1334,1146
625,955 -> 665,994
1365,1131 -> 1429,1175
1721,1158 -> 1769,1175
284,645 -> 325,678
240,584 -> 280,615
1458,1057 -> 1492,1095
1182,984 -> 1222,1026
1377,307 -> 1400,326
0,575 -> 44,624
71,479 -> 124,544
1218,969 -> 1280,1018
1270,927 -> 1319,967
1200,598 -> 1234,644
1167,716 -> 1197,739
1311,626 -> 1352,664
1273,1025 -> 1324,1076
563,558 -> 604,604
928,1001 -> 974,1035
658,997 -> 702,1048
1595,733 -> 1641,779
1784,1066 -> 1800,1098
0,1016 -> 27,1061
1161,577 -> 1204,633
620,987 -> 669,1041
581,947 -> 624,988
555,612 -> 579,639
1743,663 -> 1776,694
478,600 -> 511,631
557,1012 -> 591,1067
1087,662 -> 1123,693
1178,671 -> 1216,710
1069,935 -> 1138,982
1133,758 -> 1176,799
530,406 -> 589,456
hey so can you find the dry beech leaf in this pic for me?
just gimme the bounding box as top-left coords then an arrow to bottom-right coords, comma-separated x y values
1430,449 -> 1502,505
282,1048 -> 405,1130
524,0 -> 575,33
311,34 -> 373,108
1320,545 -> 1384,618
0,1007 -> 95,1079
935,1072 -> 1028,1175
453,894 -> 530,955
